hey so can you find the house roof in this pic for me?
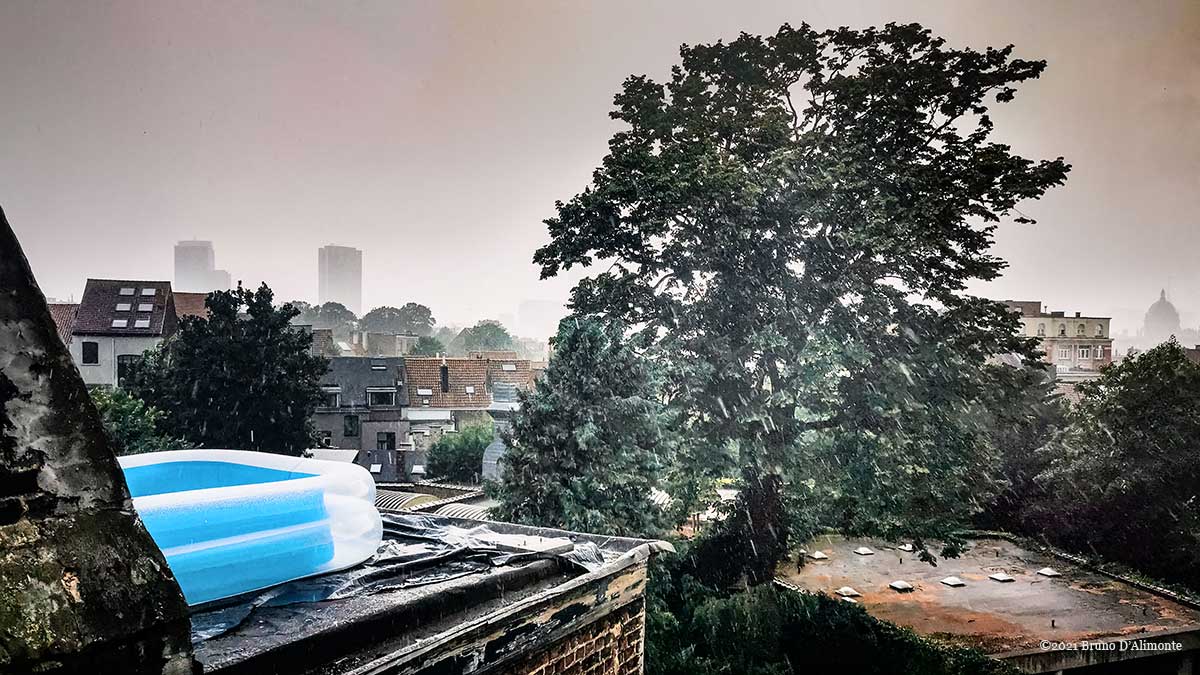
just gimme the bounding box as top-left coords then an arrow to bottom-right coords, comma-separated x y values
71,279 -> 177,337
486,358 -> 535,394
403,357 -> 491,409
468,350 -> 520,360
785,534 -> 1200,659
46,303 -> 78,343
318,357 -> 409,409
172,292 -> 209,320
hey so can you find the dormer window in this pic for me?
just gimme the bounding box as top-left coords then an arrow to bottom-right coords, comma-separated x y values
137,303 -> 153,312
367,387 -> 396,407
119,287 -> 135,296
1095,324 -> 1104,337
116,303 -> 132,312
141,288 -> 156,296
111,319 -> 128,328
1058,324 -> 1067,336
1076,324 -> 1085,336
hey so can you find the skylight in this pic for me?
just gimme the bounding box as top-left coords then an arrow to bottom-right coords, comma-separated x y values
465,385 -> 475,394
115,303 -> 131,311
941,576 -> 966,587
111,319 -> 128,328
134,319 -> 150,328
119,287 -> 135,295
137,303 -> 153,312
501,363 -> 517,371
141,288 -> 156,296
888,580 -> 914,593
416,388 -> 434,396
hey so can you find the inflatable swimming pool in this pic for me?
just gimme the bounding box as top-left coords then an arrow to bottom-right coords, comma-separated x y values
119,449 -> 383,606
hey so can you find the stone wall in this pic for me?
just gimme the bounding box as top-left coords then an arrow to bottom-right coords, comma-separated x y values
0,206 -> 195,673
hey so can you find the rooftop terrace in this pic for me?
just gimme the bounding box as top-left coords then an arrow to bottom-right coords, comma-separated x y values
783,535 -> 1200,673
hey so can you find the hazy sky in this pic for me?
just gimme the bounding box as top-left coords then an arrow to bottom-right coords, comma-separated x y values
1,1 -> 1197,337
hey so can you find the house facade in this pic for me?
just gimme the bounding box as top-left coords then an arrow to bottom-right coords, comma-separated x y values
68,279 -> 179,387
311,356 -> 413,481
1005,300 -> 1114,382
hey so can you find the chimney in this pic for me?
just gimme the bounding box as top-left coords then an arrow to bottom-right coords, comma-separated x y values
1075,312 -> 1081,317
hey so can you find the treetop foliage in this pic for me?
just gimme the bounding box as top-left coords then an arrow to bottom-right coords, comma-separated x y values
533,22 -> 1069,568
127,284 -> 328,455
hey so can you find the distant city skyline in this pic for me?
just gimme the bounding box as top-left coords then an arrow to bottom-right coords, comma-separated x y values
2,1 -> 1197,336
317,244 -> 363,316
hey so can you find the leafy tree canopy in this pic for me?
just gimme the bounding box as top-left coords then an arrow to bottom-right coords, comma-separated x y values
90,388 -> 193,455
489,317 -> 670,538
534,22 -> 1068,574
126,283 -> 329,455
409,335 -> 446,356
1031,339 -> 1200,587
361,303 -> 436,336
455,320 -> 515,353
428,423 -> 493,483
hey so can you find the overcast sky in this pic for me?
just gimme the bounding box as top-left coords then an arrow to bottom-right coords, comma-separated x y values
1,0 -> 1197,337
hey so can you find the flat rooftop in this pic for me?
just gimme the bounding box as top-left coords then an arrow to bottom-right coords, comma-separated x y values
195,512 -> 666,675
782,535 -> 1200,657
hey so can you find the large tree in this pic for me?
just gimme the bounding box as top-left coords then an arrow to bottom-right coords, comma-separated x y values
455,320 -> 516,353
361,303 -> 436,336
409,335 -> 445,356
534,23 -> 1067,578
1031,339 -> 1200,588
126,284 -> 328,455
489,317 -> 670,538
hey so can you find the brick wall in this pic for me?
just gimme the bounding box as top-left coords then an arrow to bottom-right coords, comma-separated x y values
500,599 -> 646,675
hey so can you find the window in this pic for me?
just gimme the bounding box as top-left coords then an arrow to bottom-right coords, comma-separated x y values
319,430 -> 333,447
119,287 -> 135,296
115,303 -> 131,312
137,303 -> 153,312
140,288 -> 156,296
116,354 -> 139,386
376,432 -> 396,451
1036,323 -> 1046,337
133,319 -> 150,329
320,389 -> 340,407
1096,324 -> 1104,337
111,319 -> 128,328
81,341 -> 99,365
1078,346 -> 1091,359
370,360 -> 386,371
343,415 -> 360,438
501,363 -> 517,372
1058,324 -> 1067,336
1076,324 -> 1085,336
465,385 -> 475,394
1057,347 -> 1071,360
368,389 -> 396,407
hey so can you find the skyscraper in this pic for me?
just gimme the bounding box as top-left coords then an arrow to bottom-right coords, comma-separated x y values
174,240 -> 232,293
318,245 -> 363,315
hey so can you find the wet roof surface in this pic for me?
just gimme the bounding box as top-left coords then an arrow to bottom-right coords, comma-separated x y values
783,535 -> 1200,654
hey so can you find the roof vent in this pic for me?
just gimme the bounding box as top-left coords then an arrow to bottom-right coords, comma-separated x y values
888,580 -> 914,593
853,546 -> 874,556
940,576 -> 965,587
834,586 -> 860,598
989,572 -> 1016,583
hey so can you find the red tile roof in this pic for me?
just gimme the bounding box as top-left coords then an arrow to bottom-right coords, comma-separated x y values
72,279 -> 177,337
47,303 -> 78,343
486,358 -> 534,391
404,357 -> 490,409
173,292 -> 209,320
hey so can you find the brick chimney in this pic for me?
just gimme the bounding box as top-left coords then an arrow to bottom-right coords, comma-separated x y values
0,206 -> 195,674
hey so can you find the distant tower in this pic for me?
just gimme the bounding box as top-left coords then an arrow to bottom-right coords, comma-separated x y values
174,240 -> 231,293
317,245 -> 363,315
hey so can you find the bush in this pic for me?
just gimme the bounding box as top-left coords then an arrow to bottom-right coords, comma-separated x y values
427,424 -> 493,483
90,388 -> 192,455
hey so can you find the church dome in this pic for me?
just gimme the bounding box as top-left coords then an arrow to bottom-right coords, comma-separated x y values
1144,289 -> 1181,339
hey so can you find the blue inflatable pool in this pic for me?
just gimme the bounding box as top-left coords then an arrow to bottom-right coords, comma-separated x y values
119,450 -> 383,605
